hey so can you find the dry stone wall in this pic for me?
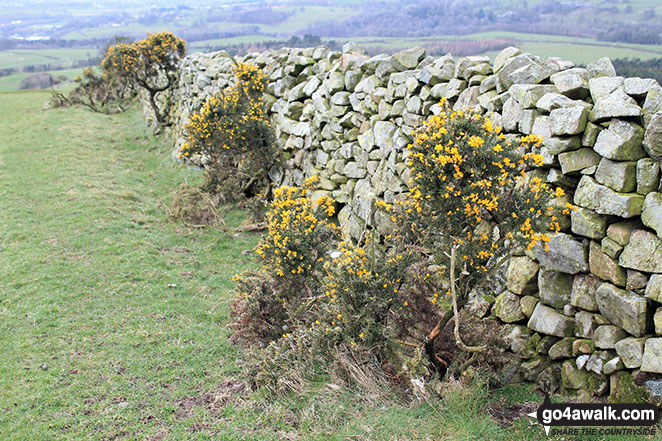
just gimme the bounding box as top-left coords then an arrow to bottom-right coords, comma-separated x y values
151,43 -> 662,400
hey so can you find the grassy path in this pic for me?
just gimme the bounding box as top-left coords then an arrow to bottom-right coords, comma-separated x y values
0,91 -> 589,441
0,91 -> 264,440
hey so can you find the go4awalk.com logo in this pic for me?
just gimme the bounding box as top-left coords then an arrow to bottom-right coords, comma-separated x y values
527,396 -> 661,437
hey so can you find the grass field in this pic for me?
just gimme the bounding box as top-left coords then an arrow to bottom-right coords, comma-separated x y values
0,48 -> 97,70
62,5 -> 356,41
189,35 -> 280,51
0,91 -> 655,440
0,67 -> 84,92
347,31 -> 662,65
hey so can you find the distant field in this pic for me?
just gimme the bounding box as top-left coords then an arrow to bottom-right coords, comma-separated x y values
344,31 -> 662,65
62,22 -> 182,40
189,35 -> 280,51
62,5 -> 356,41
257,5 -> 356,34
0,67 -> 83,92
0,48 -> 97,70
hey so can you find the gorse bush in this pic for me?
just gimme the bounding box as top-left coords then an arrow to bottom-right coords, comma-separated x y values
179,62 -> 278,201
65,66 -> 136,114
56,32 -> 184,121
232,176 -> 340,344
231,179 -> 416,391
380,99 -> 567,375
256,176 -> 338,282
102,32 -> 186,126
231,100 -> 569,393
388,99 -> 563,274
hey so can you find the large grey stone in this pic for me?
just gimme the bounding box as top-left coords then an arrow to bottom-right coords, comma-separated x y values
625,77 -> 658,98
615,336 -> 645,368
586,57 -> 617,79
593,119 -> 645,161
538,269 -> 573,308
499,56 -> 537,92
594,325 -> 627,349
494,46 -> 522,72
641,338 -> 662,373
582,122 -> 602,147
550,68 -> 589,99
352,179 -> 375,223
655,308 -> 662,335
549,337 -> 575,360
594,158 -> 637,193
453,86 -> 480,111
589,240 -> 626,287
533,232 -> 588,274
391,46 -> 425,71
324,71 -> 346,94
355,75 -> 383,94
620,229 -> 662,273
645,274 -> 662,303
607,219 -> 641,246
588,77 -> 624,101
550,106 -> 588,136
445,78 -> 467,99
574,176 -> 644,218
528,303 -> 575,337
642,192 -> 662,238
536,92 -> 574,112
571,207 -> 606,239
596,282 -> 648,337
626,269 -> 648,292
510,84 -> 559,108
602,237 -> 624,260
571,274 -> 601,311
373,121 -> 396,151
637,158 -> 660,195
590,89 -> 643,122
493,291 -> 525,323
643,85 -> 662,126
509,61 -> 557,86
643,113 -> 662,160
558,148 -> 601,174
506,255 -> 539,295
545,136 -> 582,155
343,161 -> 367,179
502,97 -> 523,132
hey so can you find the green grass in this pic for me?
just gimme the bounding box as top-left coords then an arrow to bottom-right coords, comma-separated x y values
0,67 -> 84,92
342,30 -> 662,65
257,6 -> 356,34
0,48 -> 97,70
0,91 -> 654,440
189,35 -> 280,51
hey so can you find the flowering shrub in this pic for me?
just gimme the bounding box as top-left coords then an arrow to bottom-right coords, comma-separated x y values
64,66 -> 136,114
256,176 -> 338,282
377,100 -> 567,374
231,101 -> 568,392
231,177 -> 340,344
383,100 -> 564,287
231,180 -> 417,391
102,32 -> 186,126
178,62 -> 277,200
